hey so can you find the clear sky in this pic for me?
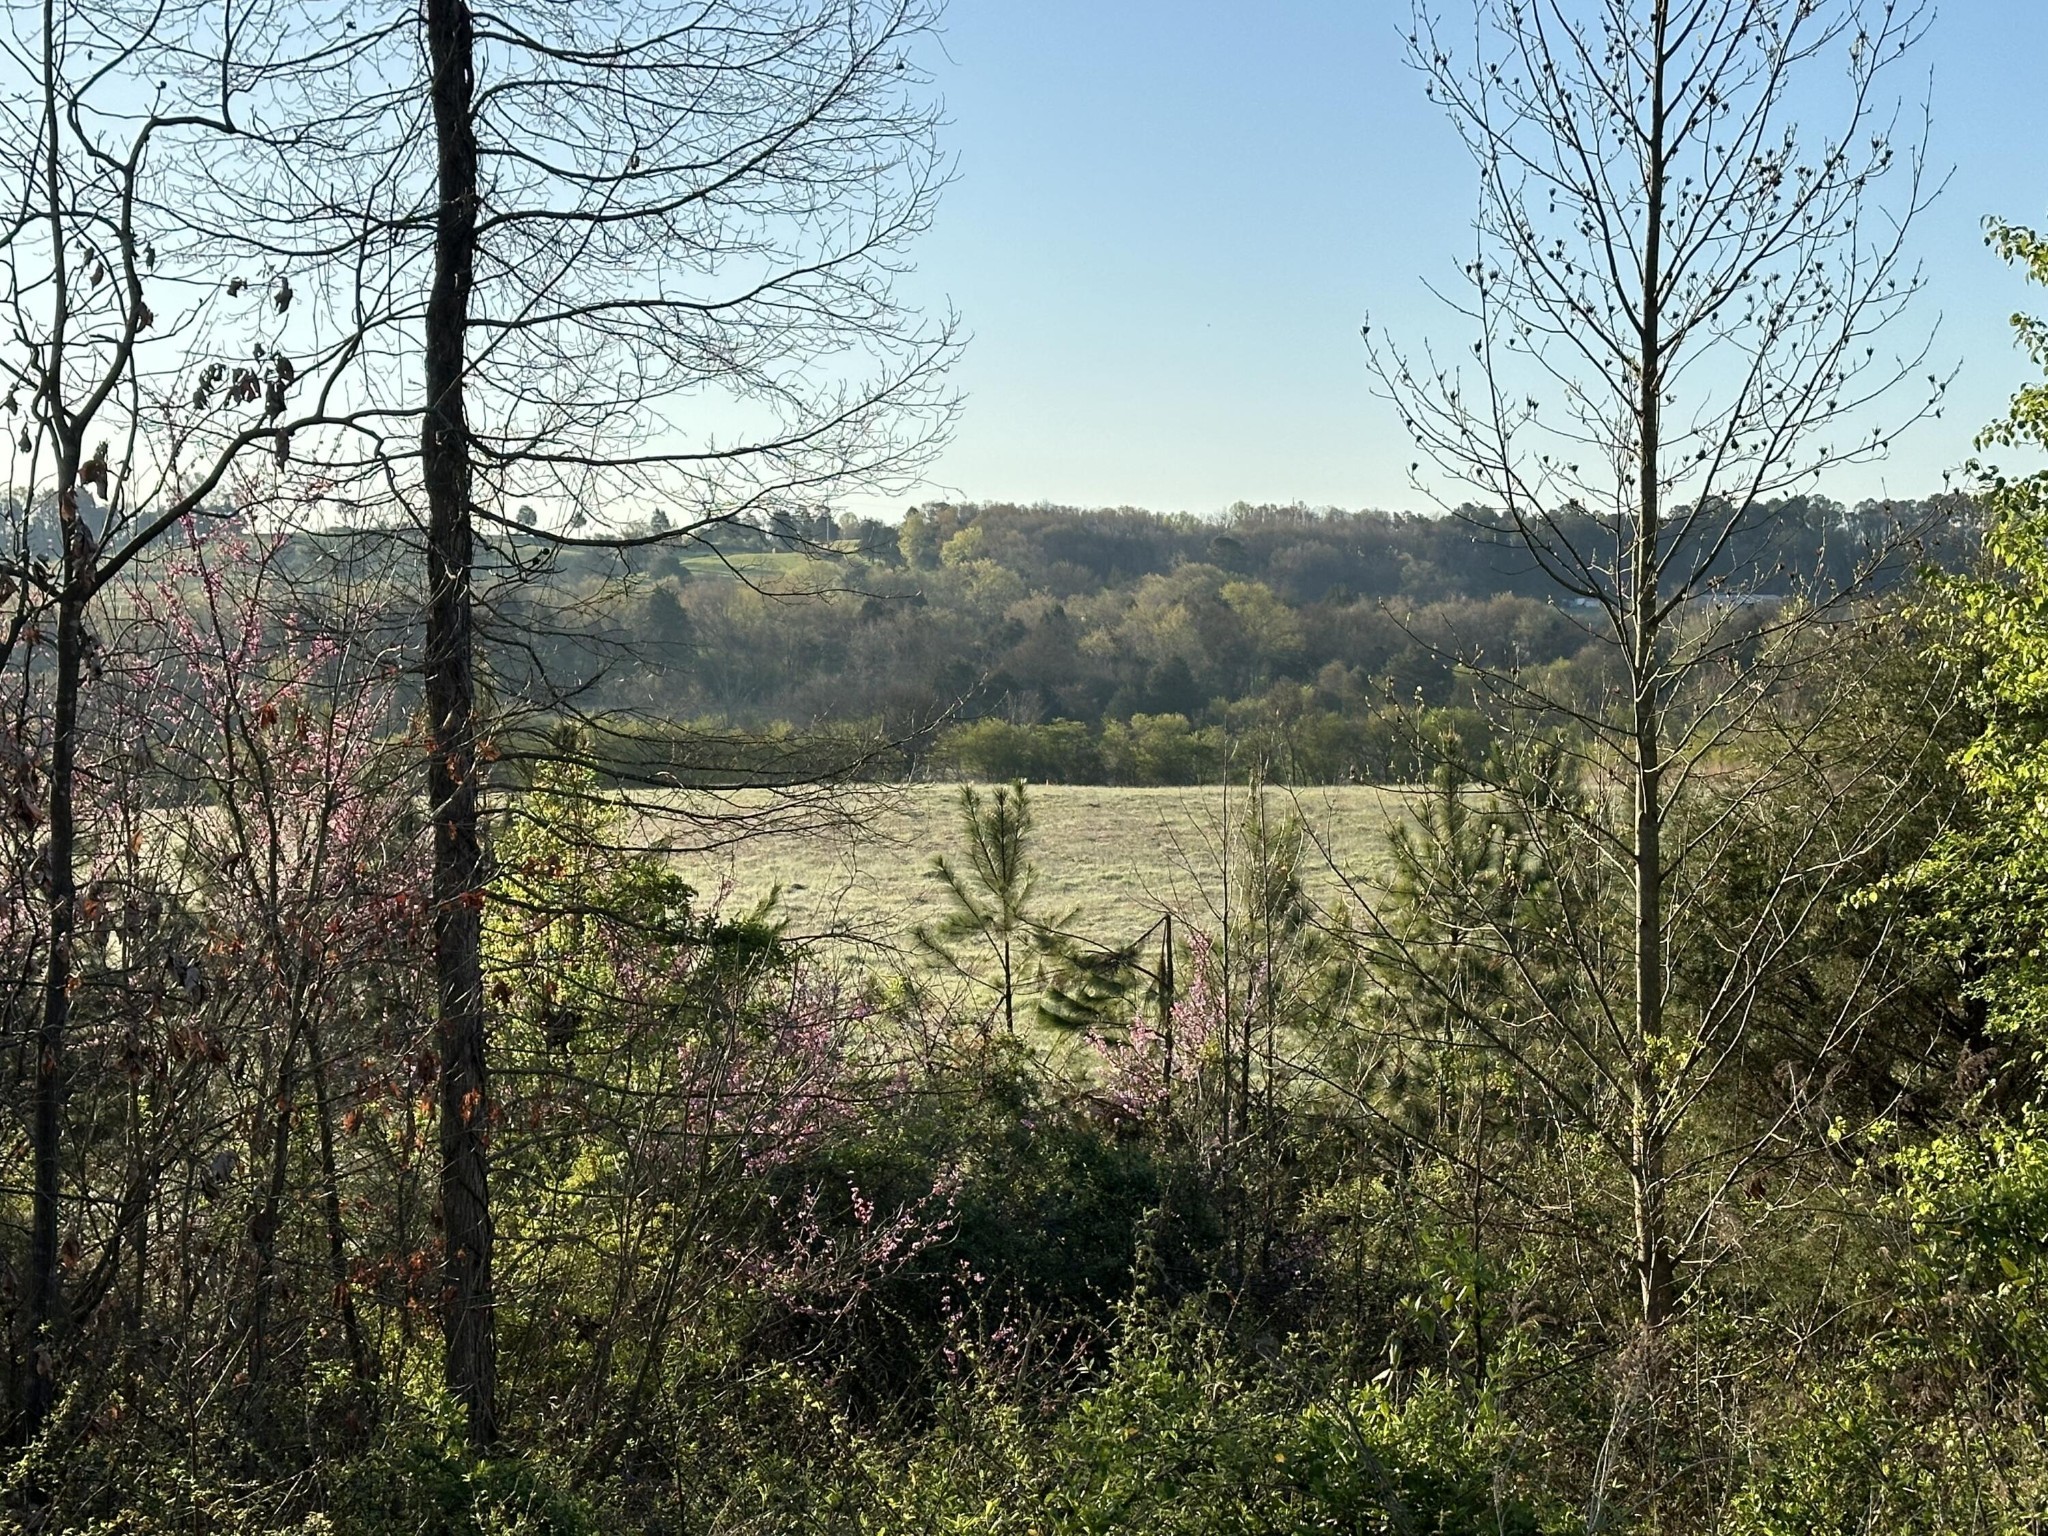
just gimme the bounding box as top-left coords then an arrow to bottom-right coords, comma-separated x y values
874,0 -> 2048,520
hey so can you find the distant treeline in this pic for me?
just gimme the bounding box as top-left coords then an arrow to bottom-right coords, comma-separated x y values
482,494 -> 1979,784
563,699 -> 1493,790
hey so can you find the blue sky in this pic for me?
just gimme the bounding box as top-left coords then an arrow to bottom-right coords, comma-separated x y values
877,0 -> 2048,519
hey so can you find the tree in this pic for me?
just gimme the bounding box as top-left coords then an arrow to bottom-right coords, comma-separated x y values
1716,215 -> 2048,1536
0,0 -> 386,1441
918,781 -> 1049,1042
1363,0 -> 1945,1367
194,0 -> 954,1442
1916,219 -> 2048,1041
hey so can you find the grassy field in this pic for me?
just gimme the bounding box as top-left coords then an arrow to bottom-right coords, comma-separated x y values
674,550 -> 817,583
666,783 -> 1412,954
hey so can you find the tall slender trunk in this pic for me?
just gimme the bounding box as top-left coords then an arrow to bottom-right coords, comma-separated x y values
422,0 -> 494,1447
306,1012 -> 369,1385
25,582 -> 80,1441
1159,914 -> 1175,1113
22,0 -> 77,1437
1629,0 -> 1674,1338
246,1019 -> 301,1400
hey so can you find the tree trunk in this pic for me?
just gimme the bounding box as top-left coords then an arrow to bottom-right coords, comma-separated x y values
1630,1127 -> 1675,1330
1628,0 -> 1674,1341
306,1013 -> 369,1386
246,1019 -> 301,1401
422,0 -> 495,1447
1159,914 -> 1175,1112
24,582 -> 80,1441
19,0 -> 77,1442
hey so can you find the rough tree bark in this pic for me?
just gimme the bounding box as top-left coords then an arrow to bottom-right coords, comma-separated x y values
24,0 -> 87,1432
26,550 -> 81,1441
422,0 -> 495,1447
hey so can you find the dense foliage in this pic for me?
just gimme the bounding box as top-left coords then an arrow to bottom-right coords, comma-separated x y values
3,549 -> 2039,1532
501,493 -> 1976,785
0,230 -> 2031,1536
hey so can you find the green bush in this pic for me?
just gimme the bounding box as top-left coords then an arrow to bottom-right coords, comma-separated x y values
754,1051 -> 1183,1405
854,1316 -> 1563,1536
3,1389 -> 601,1536
324,1430 -> 599,1536
1099,714 -> 1227,785
1725,1378 -> 2048,1536
940,719 -> 1103,783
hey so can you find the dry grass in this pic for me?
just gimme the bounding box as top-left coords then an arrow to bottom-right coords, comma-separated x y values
664,783 -> 1412,954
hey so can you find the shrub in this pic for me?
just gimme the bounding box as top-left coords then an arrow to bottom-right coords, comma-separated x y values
854,1314 -> 1563,1536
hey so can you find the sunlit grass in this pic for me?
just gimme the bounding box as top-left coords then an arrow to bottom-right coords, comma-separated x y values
669,783 -> 1411,955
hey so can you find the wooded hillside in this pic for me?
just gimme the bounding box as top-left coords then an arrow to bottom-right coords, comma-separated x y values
515,493 -> 1978,782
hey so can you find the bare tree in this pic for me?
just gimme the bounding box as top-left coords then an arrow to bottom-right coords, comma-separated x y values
0,0 -> 393,1442
1358,0 -> 1949,1365
187,0 -> 955,1443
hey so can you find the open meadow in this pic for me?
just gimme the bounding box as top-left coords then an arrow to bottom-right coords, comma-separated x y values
669,782 -> 1412,954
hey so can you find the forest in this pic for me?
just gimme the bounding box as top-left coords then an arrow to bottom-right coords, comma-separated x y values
514,492 -> 1980,786
6,1 -> 2048,1534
